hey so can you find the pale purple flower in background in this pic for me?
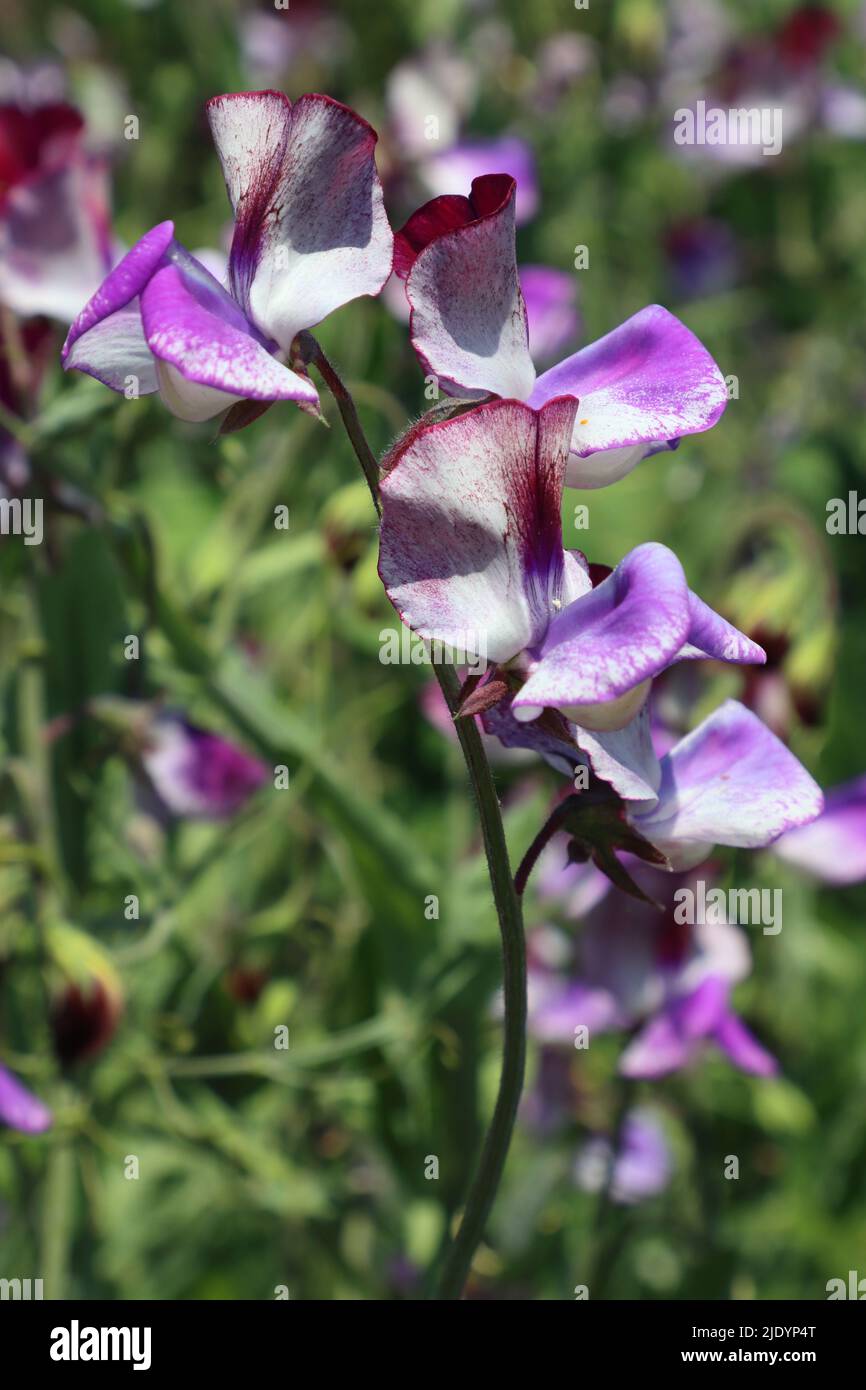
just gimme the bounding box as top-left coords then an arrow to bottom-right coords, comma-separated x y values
772,775 -> 866,885
575,1108 -> 672,1204
142,716 -> 268,820
0,1063 -> 52,1134
0,94 -> 113,322
240,2 -> 350,84
520,265 -> 580,364
385,44 -> 538,224
528,862 -> 777,1078
62,90 -> 393,422
393,176 -> 729,487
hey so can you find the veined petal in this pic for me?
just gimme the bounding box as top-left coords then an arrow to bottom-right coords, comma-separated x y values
400,174 -> 536,400
378,396 -> 580,664
207,90 -> 393,350
140,259 -> 318,422
631,700 -> 824,871
61,220 -> 175,393
514,543 -> 690,717
529,305 -> 728,487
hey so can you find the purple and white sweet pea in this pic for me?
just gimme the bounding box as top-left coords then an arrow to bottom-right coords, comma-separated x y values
142,715 -> 268,820
62,91 -> 393,423
574,1107 -> 672,1204
393,174 -> 728,487
488,693 -> 824,871
528,862 -> 777,1079
378,396 -> 763,736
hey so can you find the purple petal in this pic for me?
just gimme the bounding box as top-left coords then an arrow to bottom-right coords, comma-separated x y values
671,974 -> 729,1038
575,1108 -> 672,1204
0,1064 -> 52,1134
773,775 -> 866,885
528,304 -> 728,489
143,717 -> 268,819
207,91 -> 393,350
679,591 -> 767,665
401,174 -> 536,400
632,700 -> 824,870
420,134 -> 539,224
62,220 -> 176,392
521,265 -> 580,364
619,1010 -> 693,1078
574,704 -> 662,802
513,543 -> 690,719
529,978 -> 622,1041
378,396 -> 580,664
0,158 -> 113,323
714,1010 -> 777,1076
140,257 -> 318,421
481,691 -> 582,776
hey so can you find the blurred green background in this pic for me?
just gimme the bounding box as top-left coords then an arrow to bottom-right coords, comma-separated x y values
1,0 -> 866,1300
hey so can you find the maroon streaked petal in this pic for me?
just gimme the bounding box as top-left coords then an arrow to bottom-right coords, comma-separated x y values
393,173 -> 514,277
378,396 -> 579,664
208,90 -> 393,350
403,174 -> 536,400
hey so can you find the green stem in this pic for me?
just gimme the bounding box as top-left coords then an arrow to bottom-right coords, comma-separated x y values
297,332 -> 382,515
432,665 -> 526,1300
306,338 -> 527,1300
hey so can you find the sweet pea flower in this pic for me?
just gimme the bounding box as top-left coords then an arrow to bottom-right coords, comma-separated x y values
0,96 -> 113,322
62,91 -> 393,423
378,397 -> 763,738
393,175 -> 728,487
0,1063 -> 52,1134
142,715 -> 268,820
574,1107 -> 672,1204
488,693 -> 824,872
385,47 -> 539,224
772,774 -> 866,885
528,864 -> 777,1079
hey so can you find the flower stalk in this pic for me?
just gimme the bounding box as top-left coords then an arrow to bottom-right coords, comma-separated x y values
308,338 -> 527,1300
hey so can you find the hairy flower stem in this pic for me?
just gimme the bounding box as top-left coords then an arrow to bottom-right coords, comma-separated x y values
308,339 -> 527,1299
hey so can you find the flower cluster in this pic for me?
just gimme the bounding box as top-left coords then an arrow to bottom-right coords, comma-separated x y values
49,86 -> 833,1147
